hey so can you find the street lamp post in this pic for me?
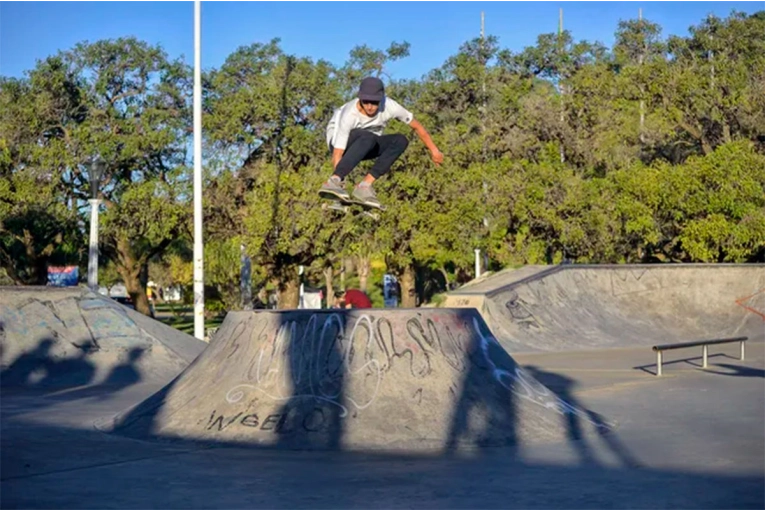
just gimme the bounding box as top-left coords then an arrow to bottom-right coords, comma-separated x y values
193,0 -> 205,340
86,157 -> 105,291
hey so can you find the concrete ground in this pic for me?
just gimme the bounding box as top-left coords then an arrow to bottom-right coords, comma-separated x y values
2,339 -> 763,509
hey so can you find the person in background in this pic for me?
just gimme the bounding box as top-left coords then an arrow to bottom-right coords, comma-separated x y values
333,289 -> 372,309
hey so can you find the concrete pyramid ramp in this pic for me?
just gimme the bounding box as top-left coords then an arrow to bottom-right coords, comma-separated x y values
0,287 -> 206,389
110,309 -> 608,452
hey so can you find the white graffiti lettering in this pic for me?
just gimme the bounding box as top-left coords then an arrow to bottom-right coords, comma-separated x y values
470,316 -> 601,426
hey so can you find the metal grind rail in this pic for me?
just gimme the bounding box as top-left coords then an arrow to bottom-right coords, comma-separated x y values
652,336 -> 748,376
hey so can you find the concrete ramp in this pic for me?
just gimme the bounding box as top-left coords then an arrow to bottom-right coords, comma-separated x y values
445,264 -> 765,353
0,287 -> 206,389
108,309 -> 608,452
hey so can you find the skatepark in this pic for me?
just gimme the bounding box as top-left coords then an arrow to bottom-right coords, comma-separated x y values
1,264 -> 764,508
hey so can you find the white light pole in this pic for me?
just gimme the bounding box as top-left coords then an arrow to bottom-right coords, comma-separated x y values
86,157 -> 105,291
193,0 -> 205,340
298,265 -> 305,309
474,248 -> 481,279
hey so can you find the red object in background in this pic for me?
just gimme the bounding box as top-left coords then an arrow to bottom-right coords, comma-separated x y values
344,289 -> 372,309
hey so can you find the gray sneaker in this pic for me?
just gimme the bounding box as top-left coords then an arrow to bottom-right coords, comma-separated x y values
319,176 -> 349,200
352,184 -> 382,209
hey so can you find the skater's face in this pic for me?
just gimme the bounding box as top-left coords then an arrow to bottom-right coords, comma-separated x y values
359,99 -> 380,116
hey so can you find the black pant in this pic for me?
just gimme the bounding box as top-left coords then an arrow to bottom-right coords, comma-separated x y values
331,129 -> 409,180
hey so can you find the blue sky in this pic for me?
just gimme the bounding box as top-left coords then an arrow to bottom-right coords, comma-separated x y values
1,1 -> 762,80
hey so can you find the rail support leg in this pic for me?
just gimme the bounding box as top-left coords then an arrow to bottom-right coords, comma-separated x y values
656,350 -> 663,377
702,344 -> 708,368
740,341 -> 745,361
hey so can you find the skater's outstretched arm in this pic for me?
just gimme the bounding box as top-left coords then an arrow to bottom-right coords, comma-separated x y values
409,119 -> 444,166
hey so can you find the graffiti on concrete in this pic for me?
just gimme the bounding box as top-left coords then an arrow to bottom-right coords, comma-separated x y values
205,407 -> 336,434
226,314 -> 381,418
470,316 -> 603,427
1,297 -> 140,346
735,288 -> 765,320
503,290 -> 540,330
214,311 -> 597,433
223,312 -> 472,419
609,268 -> 663,297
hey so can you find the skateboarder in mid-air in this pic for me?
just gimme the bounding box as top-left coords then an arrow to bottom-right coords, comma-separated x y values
319,76 -> 444,209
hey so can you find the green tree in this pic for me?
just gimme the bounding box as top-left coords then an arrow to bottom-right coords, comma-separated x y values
661,12 -> 765,158
0,70 -> 87,284
1,38 -> 192,314
204,41 -> 344,308
74,38 -> 191,315
610,141 -> 765,262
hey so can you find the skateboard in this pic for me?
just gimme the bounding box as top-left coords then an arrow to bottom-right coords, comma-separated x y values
318,190 -> 384,221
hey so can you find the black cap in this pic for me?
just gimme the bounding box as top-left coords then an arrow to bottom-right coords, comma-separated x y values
358,76 -> 385,102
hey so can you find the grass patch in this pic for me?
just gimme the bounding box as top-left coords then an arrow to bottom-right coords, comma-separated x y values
428,293 -> 448,307
158,315 -> 225,336
154,303 -> 192,314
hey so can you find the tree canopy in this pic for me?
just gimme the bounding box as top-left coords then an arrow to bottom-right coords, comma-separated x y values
2,11 -> 763,312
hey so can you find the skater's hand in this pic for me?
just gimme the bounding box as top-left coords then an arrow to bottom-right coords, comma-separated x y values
430,148 -> 444,166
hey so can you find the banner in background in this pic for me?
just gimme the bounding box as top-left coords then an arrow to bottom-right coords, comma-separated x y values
47,266 -> 79,287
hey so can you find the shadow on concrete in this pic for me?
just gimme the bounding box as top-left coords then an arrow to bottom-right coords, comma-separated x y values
2,310 -> 763,508
100,347 -> 146,388
523,365 -> 642,468
104,371 -> 182,440
703,363 -> 765,379
42,347 -> 149,403
445,311 -> 518,453
0,338 -> 149,412
2,415 -> 763,509
111,310 -> 611,457
111,311 -> 348,449
275,311 -> 345,451
0,338 -> 97,390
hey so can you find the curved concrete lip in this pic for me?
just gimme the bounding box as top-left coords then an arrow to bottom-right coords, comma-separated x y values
444,264 -> 765,353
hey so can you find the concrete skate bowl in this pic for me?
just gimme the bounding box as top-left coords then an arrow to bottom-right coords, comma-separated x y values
106,309 -> 611,453
0,287 -> 206,391
448,264 -> 765,354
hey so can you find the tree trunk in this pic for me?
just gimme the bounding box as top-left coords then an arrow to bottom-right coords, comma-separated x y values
115,236 -> 153,317
278,276 -> 300,309
16,230 -> 47,285
400,264 -> 417,308
121,263 -> 152,317
439,266 -> 451,290
340,258 -> 349,291
324,265 -> 335,308
0,236 -> 43,285
357,255 -> 370,292
722,123 -> 732,144
701,137 -> 713,155
31,244 -> 48,285
677,117 -> 713,155
0,250 -> 23,285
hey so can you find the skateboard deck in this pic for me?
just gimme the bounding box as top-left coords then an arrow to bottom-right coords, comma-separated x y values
318,189 -> 385,220
321,200 -> 381,220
